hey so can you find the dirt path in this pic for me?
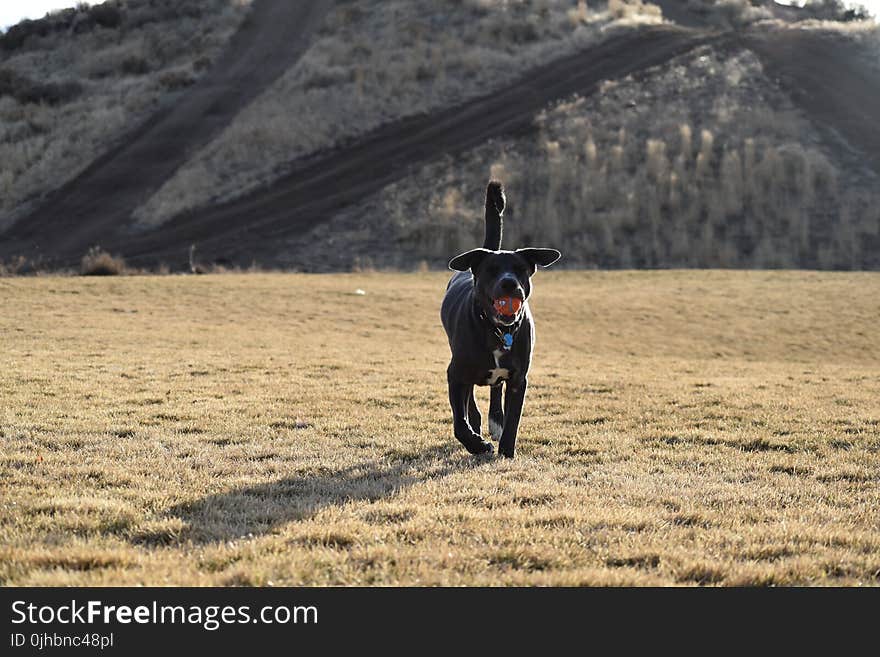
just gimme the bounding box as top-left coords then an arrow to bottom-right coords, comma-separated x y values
81,25 -> 713,268
0,0 -> 333,265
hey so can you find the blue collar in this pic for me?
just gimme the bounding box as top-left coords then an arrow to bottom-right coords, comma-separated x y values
476,303 -> 521,352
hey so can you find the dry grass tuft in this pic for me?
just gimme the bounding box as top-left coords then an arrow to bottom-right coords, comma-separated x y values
79,246 -> 127,276
0,255 -> 27,276
1,271 -> 878,585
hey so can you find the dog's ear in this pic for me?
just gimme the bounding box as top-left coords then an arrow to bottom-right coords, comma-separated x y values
448,248 -> 492,272
516,248 -> 562,271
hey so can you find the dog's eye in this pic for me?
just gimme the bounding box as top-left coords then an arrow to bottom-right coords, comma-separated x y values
485,265 -> 499,276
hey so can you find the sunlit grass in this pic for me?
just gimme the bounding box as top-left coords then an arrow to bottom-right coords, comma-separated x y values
1,271 -> 878,585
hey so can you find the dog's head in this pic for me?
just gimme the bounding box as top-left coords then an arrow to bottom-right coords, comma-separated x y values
448,247 -> 561,326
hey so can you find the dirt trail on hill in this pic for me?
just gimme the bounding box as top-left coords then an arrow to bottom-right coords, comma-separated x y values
3,25 -> 712,268
0,0 -> 333,265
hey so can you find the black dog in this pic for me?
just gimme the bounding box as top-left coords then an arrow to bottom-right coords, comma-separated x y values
440,181 -> 561,458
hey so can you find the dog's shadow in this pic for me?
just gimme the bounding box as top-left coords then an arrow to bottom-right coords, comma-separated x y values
135,444 -> 487,545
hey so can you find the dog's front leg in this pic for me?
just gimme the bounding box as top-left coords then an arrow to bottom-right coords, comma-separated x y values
488,385 -> 504,440
448,378 -> 493,455
498,377 -> 527,458
467,387 -> 482,437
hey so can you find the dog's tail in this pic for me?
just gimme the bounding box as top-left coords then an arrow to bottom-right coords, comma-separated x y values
483,180 -> 505,250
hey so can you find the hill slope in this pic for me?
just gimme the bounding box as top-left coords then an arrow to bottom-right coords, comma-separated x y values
0,0 -> 332,265
0,0 -> 253,230
1,1 -> 879,271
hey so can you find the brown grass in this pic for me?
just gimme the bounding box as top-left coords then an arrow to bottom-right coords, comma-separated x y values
1,271 -> 878,585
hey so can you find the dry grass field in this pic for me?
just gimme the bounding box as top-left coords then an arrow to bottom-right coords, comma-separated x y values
1,271 -> 878,586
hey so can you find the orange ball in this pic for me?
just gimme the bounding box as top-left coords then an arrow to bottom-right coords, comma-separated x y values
493,296 -> 522,316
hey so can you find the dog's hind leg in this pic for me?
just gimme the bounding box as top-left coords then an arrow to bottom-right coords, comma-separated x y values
488,385 -> 504,441
448,376 -> 493,455
467,388 -> 482,437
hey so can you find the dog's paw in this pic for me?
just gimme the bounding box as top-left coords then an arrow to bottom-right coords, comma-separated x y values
488,418 -> 503,441
466,439 -> 494,456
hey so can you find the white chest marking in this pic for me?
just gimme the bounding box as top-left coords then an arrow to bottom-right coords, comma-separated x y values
485,349 -> 510,386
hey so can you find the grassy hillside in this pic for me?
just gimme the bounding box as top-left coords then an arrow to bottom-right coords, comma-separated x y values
285,35 -> 880,272
1,272 -> 878,585
0,0 -> 251,230
133,0 -> 663,228
136,6 -> 880,272
1,1 -> 879,272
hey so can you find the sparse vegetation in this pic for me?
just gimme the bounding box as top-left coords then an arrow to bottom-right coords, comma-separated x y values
682,0 -> 872,28
684,0 -> 773,28
0,254 -> 26,276
0,68 -> 82,106
80,246 -> 127,276
798,0 -> 872,22
0,0 -> 252,231
1,272 -> 878,585
132,0 -> 664,228
374,46 -> 880,269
